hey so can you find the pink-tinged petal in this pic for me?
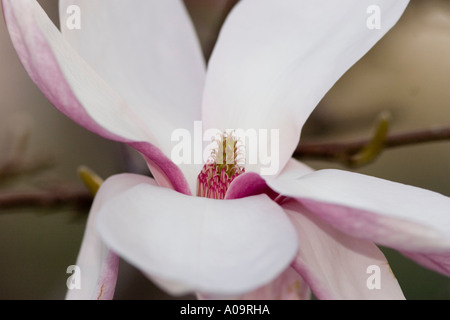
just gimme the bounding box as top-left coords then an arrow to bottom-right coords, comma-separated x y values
59,0 -> 206,164
3,0 -> 148,142
283,199 -> 405,300
66,174 -> 158,300
202,0 -> 409,175
401,252 -> 450,278
225,172 -> 277,200
94,251 -> 119,300
225,158 -> 313,200
95,184 -> 298,296
130,141 -> 191,195
266,169 -> 450,275
2,0 -> 192,194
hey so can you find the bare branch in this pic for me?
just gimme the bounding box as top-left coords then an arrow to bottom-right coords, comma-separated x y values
294,126 -> 450,167
0,187 -> 92,211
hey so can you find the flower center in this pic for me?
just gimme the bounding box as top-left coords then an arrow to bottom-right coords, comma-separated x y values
196,132 -> 245,199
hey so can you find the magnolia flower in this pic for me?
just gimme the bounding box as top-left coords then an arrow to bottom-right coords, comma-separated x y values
3,0 -> 450,300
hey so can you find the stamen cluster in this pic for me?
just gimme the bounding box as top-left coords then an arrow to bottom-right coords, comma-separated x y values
196,132 -> 245,199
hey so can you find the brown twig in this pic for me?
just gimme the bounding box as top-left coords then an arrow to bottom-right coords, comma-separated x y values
294,126 -> 450,165
0,187 -> 93,210
1,124 -> 449,210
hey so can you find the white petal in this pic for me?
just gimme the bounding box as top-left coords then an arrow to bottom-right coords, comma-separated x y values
236,267 -> 311,300
3,0 -> 150,142
276,158 -> 314,180
66,173 -> 157,299
198,266 -> 310,300
96,184 -> 298,296
59,0 -> 205,157
3,0 -> 196,194
265,167 -> 450,276
203,0 -> 409,175
266,169 -> 450,252
284,199 -> 404,300
59,0 -> 206,190
225,158 -> 312,200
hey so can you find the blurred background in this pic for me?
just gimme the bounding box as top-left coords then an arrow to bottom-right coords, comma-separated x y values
0,0 -> 449,299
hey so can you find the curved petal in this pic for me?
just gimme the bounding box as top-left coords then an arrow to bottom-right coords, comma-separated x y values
2,0 -> 191,194
266,169 -> 450,276
225,158 -> 313,199
276,158 -> 315,181
66,174 -> 158,300
284,199 -> 404,300
236,267 -> 311,300
401,251 -> 450,278
225,172 -> 277,200
95,183 -> 298,296
3,0 -> 148,142
202,0 -> 409,175
197,267 -> 310,300
59,0 -> 206,161
130,141 -> 191,195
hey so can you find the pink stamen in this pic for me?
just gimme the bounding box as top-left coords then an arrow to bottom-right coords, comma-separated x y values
196,132 -> 245,200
